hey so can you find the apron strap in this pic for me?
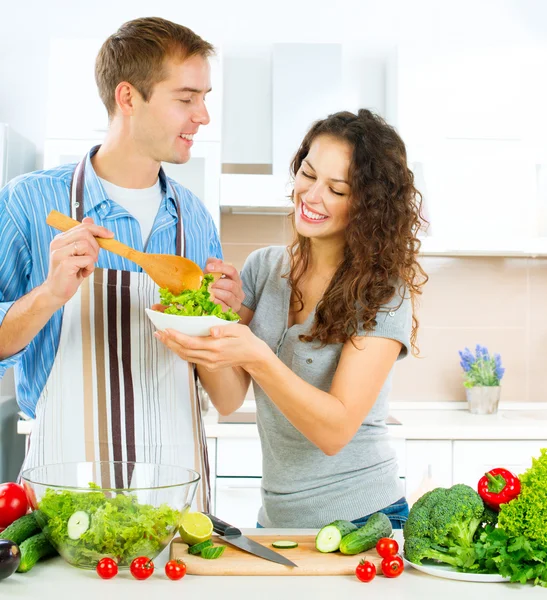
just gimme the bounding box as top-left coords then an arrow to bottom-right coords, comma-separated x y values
71,151 -> 185,257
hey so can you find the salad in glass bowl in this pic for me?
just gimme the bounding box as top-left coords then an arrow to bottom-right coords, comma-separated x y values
21,462 -> 199,569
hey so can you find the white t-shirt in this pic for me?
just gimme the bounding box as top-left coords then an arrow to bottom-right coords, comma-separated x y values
99,177 -> 163,244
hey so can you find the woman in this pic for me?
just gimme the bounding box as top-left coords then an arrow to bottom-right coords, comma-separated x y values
155,109 -> 428,528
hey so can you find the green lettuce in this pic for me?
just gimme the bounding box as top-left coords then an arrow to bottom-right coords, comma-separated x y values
474,448 -> 547,586
498,448 -> 547,545
37,486 -> 183,566
159,273 -> 239,321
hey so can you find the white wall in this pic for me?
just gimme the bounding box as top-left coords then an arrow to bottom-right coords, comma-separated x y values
0,0 -> 545,171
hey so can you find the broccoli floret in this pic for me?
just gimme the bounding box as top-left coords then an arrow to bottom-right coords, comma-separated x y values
404,537 -> 464,568
429,486 -> 485,547
404,484 -> 489,570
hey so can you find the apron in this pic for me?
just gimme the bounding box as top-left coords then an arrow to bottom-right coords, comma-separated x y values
22,151 -> 210,511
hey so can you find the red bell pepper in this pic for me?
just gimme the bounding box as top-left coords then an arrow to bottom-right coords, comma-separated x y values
477,467 -> 521,511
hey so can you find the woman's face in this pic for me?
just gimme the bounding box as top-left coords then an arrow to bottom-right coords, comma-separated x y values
293,135 -> 352,242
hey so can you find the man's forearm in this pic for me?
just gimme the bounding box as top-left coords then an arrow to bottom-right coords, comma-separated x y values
196,364 -> 250,416
0,284 -> 63,360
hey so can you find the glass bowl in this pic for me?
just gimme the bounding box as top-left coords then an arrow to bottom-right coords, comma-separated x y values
20,461 -> 200,569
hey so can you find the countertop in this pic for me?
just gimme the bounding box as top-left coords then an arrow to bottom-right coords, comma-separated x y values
203,402 -> 547,441
16,398 -> 547,441
4,529 -> 545,599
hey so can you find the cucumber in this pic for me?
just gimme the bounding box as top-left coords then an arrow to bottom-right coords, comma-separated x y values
272,540 -> 298,549
339,512 -> 392,555
1,513 -> 40,546
200,545 -> 226,559
67,511 -> 90,540
315,520 -> 358,553
17,533 -> 57,573
188,539 -> 214,555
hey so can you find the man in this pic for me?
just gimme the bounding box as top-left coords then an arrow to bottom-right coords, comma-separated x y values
0,17 -> 243,510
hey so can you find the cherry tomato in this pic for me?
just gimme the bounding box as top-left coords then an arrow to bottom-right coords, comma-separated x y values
355,559 -> 376,582
381,554 -> 404,578
376,537 -> 399,558
96,557 -> 118,579
0,483 -> 28,528
165,559 -> 186,580
130,556 -> 155,580
23,482 -> 38,511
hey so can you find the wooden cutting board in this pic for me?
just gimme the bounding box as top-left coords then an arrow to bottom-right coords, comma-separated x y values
170,534 -> 382,576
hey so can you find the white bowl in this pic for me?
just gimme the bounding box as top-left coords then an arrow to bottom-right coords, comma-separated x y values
145,308 -> 239,337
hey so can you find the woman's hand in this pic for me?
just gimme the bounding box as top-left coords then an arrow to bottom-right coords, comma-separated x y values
204,259 -> 245,313
154,323 -> 270,371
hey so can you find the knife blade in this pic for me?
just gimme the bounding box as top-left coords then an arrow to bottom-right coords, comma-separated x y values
204,513 -> 298,567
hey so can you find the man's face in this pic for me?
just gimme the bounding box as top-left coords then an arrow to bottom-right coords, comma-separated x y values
131,55 -> 211,164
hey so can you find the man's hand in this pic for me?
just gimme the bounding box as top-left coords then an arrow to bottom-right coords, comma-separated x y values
43,217 -> 114,307
205,259 -> 245,313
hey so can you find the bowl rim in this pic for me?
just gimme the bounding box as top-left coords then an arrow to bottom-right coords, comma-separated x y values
145,308 -> 239,322
20,461 -> 201,492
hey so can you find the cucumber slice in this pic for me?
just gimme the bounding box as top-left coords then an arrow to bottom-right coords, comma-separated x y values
188,539 -> 214,555
271,540 -> 298,549
315,520 -> 358,553
67,511 -> 90,540
200,545 -> 226,559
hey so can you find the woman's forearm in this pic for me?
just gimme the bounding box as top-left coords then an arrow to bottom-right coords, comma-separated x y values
245,352 -> 353,455
196,364 -> 250,416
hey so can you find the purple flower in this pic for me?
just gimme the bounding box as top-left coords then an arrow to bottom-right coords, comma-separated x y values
459,347 -> 475,372
494,353 -> 505,381
476,344 -> 490,361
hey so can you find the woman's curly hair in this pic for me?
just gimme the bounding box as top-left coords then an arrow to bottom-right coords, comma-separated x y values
287,109 -> 428,355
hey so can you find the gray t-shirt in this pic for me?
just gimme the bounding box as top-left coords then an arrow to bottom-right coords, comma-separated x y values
241,246 -> 412,528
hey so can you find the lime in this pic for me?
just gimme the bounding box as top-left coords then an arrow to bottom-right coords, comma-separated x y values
179,512 -> 213,545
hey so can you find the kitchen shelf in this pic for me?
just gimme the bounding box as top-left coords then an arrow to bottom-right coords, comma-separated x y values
418,236 -> 547,257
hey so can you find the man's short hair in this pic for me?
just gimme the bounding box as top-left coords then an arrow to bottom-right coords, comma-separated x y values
95,16 -> 215,117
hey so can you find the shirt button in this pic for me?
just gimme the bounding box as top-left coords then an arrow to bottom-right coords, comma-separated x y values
101,202 -> 107,210
389,311 -> 396,317
306,358 -> 313,364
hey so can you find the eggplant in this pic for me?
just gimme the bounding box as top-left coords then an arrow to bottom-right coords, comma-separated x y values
0,539 -> 21,580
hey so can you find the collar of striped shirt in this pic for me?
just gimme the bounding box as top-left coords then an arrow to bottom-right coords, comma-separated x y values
81,145 -> 179,220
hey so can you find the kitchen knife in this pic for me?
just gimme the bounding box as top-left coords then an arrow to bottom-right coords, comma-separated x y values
204,514 -> 298,567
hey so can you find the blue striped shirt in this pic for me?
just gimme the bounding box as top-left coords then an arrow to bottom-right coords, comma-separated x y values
0,149 -> 222,418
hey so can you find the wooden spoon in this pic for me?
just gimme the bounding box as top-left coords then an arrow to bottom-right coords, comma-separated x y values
46,210 -> 215,293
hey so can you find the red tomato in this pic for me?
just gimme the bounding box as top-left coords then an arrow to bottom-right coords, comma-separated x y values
0,482 -> 28,528
165,559 -> 186,580
23,482 -> 38,511
376,537 -> 399,558
96,557 -> 118,579
355,559 -> 376,582
381,555 -> 404,578
130,556 -> 155,580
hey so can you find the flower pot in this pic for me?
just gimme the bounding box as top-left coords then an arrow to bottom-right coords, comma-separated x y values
466,386 -> 501,415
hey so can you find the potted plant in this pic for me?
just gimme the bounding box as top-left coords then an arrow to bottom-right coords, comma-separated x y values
458,345 -> 505,414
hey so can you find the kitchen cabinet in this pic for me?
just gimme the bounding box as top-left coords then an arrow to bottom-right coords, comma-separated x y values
452,440 -> 546,488
208,435 -> 547,519
215,477 -> 262,528
387,44 -> 547,256
404,440 -> 453,506
216,438 -> 262,477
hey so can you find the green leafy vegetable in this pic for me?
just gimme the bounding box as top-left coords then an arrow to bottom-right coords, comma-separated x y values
475,526 -> 547,586
497,448 -> 547,546
472,448 -> 547,586
159,274 -> 239,321
37,487 -> 183,567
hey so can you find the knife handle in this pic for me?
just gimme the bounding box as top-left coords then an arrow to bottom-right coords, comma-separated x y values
204,513 -> 241,536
